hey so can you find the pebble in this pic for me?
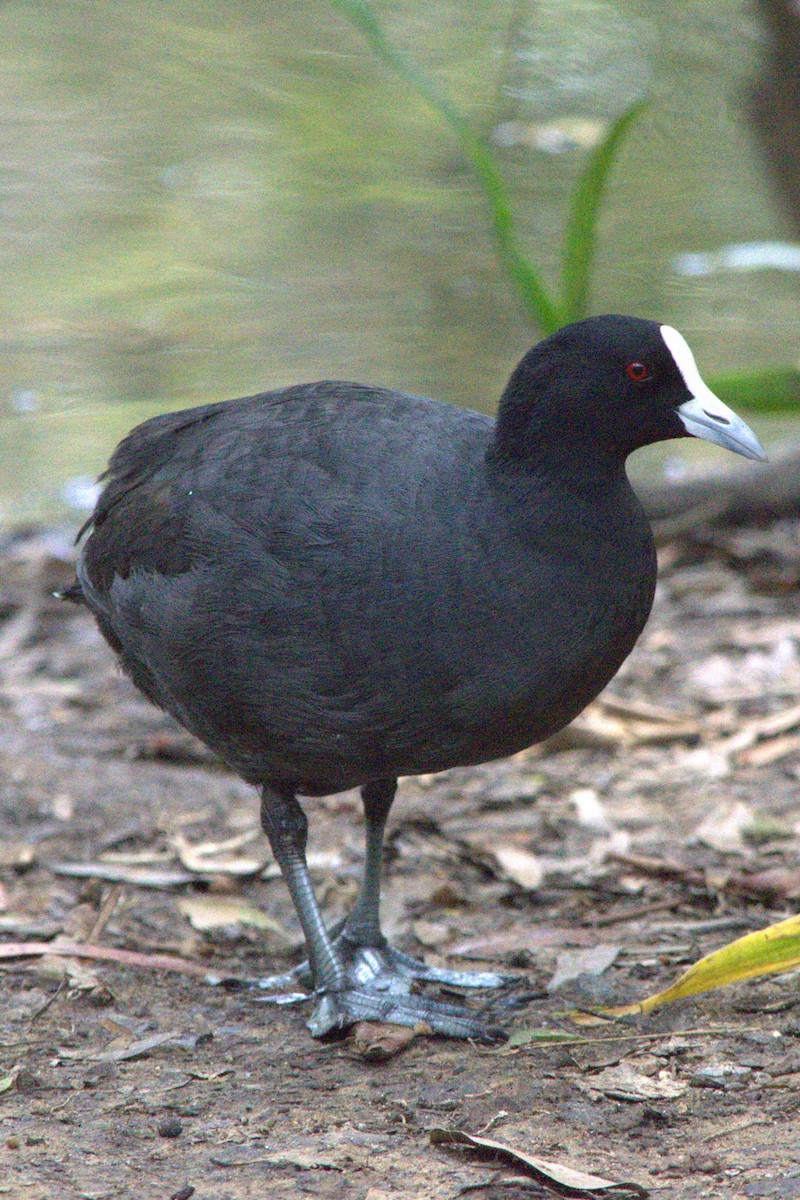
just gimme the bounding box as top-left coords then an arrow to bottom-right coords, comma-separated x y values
157,1117 -> 183,1138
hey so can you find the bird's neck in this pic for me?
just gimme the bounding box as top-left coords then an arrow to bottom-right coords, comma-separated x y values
486,435 -> 630,503
482,443 -> 651,564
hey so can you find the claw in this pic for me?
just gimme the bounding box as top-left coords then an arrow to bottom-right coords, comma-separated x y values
308,987 -> 507,1043
249,936 -> 512,1041
255,934 -> 509,995
376,945 -> 508,989
252,989 -> 309,1006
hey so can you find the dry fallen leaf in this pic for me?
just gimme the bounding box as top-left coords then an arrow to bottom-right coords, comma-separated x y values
741,866 -> 800,900
450,926 -> 596,961
209,1146 -> 345,1170
690,1060 -> 751,1089
0,941 -> 226,982
547,944 -> 621,992
688,701 -> 800,775
740,731 -> 800,767
411,919 -> 451,947
429,1129 -> 647,1196
570,787 -> 612,831
548,697 -> 704,753
51,792 -> 74,821
37,955 -> 101,991
351,1020 -> 426,1061
577,1062 -> 687,1101
178,894 -> 294,942
490,844 -> 543,891
171,830 -> 268,877
0,842 -> 35,870
692,801 -> 755,853
95,1030 -> 183,1063
49,861 -> 197,888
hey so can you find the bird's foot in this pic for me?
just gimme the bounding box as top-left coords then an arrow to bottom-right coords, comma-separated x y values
253,935 -> 511,1041
308,980 -> 506,1042
365,942 -> 508,990
255,931 -> 508,994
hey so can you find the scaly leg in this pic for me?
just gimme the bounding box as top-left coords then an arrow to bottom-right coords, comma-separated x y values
256,781 -> 508,1040
342,778 -> 507,988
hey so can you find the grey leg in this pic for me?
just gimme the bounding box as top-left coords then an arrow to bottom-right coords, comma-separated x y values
343,777 -> 506,991
255,781 -> 509,1042
342,777 -> 396,946
259,784 -> 345,992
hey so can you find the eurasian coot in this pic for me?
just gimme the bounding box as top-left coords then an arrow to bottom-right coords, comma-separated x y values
69,315 -> 765,1040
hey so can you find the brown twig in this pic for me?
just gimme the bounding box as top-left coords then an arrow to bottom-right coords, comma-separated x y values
0,940 -> 228,983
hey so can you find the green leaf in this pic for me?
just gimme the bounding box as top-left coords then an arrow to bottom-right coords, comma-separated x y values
561,101 -> 648,323
708,366 -> 800,412
328,0 -> 561,332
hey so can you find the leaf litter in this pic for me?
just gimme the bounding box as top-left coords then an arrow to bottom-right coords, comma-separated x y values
2,517 -> 800,1197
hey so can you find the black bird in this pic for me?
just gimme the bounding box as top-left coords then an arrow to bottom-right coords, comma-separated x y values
68,315 -> 765,1040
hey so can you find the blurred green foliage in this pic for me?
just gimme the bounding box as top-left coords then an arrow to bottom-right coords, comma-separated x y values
333,0 -> 800,410
330,0 -> 644,333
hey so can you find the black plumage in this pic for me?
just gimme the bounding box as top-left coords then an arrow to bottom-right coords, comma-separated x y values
70,315 -> 765,1039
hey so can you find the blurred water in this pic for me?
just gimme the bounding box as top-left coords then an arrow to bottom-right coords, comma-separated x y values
1,0 -> 798,522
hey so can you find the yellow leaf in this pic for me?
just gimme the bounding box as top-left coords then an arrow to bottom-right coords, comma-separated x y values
606,912 -> 800,1017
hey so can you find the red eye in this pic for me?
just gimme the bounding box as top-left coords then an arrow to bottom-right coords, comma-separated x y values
626,361 -> 649,381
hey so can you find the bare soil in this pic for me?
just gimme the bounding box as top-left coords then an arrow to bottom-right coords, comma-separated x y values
1,515 -> 800,1200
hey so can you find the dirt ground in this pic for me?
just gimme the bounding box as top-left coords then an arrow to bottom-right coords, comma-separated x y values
1,512 -> 800,1200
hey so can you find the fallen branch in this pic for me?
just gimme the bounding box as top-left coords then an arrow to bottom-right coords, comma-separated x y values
636,445 -> 800,524
0,940 -> 228,983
